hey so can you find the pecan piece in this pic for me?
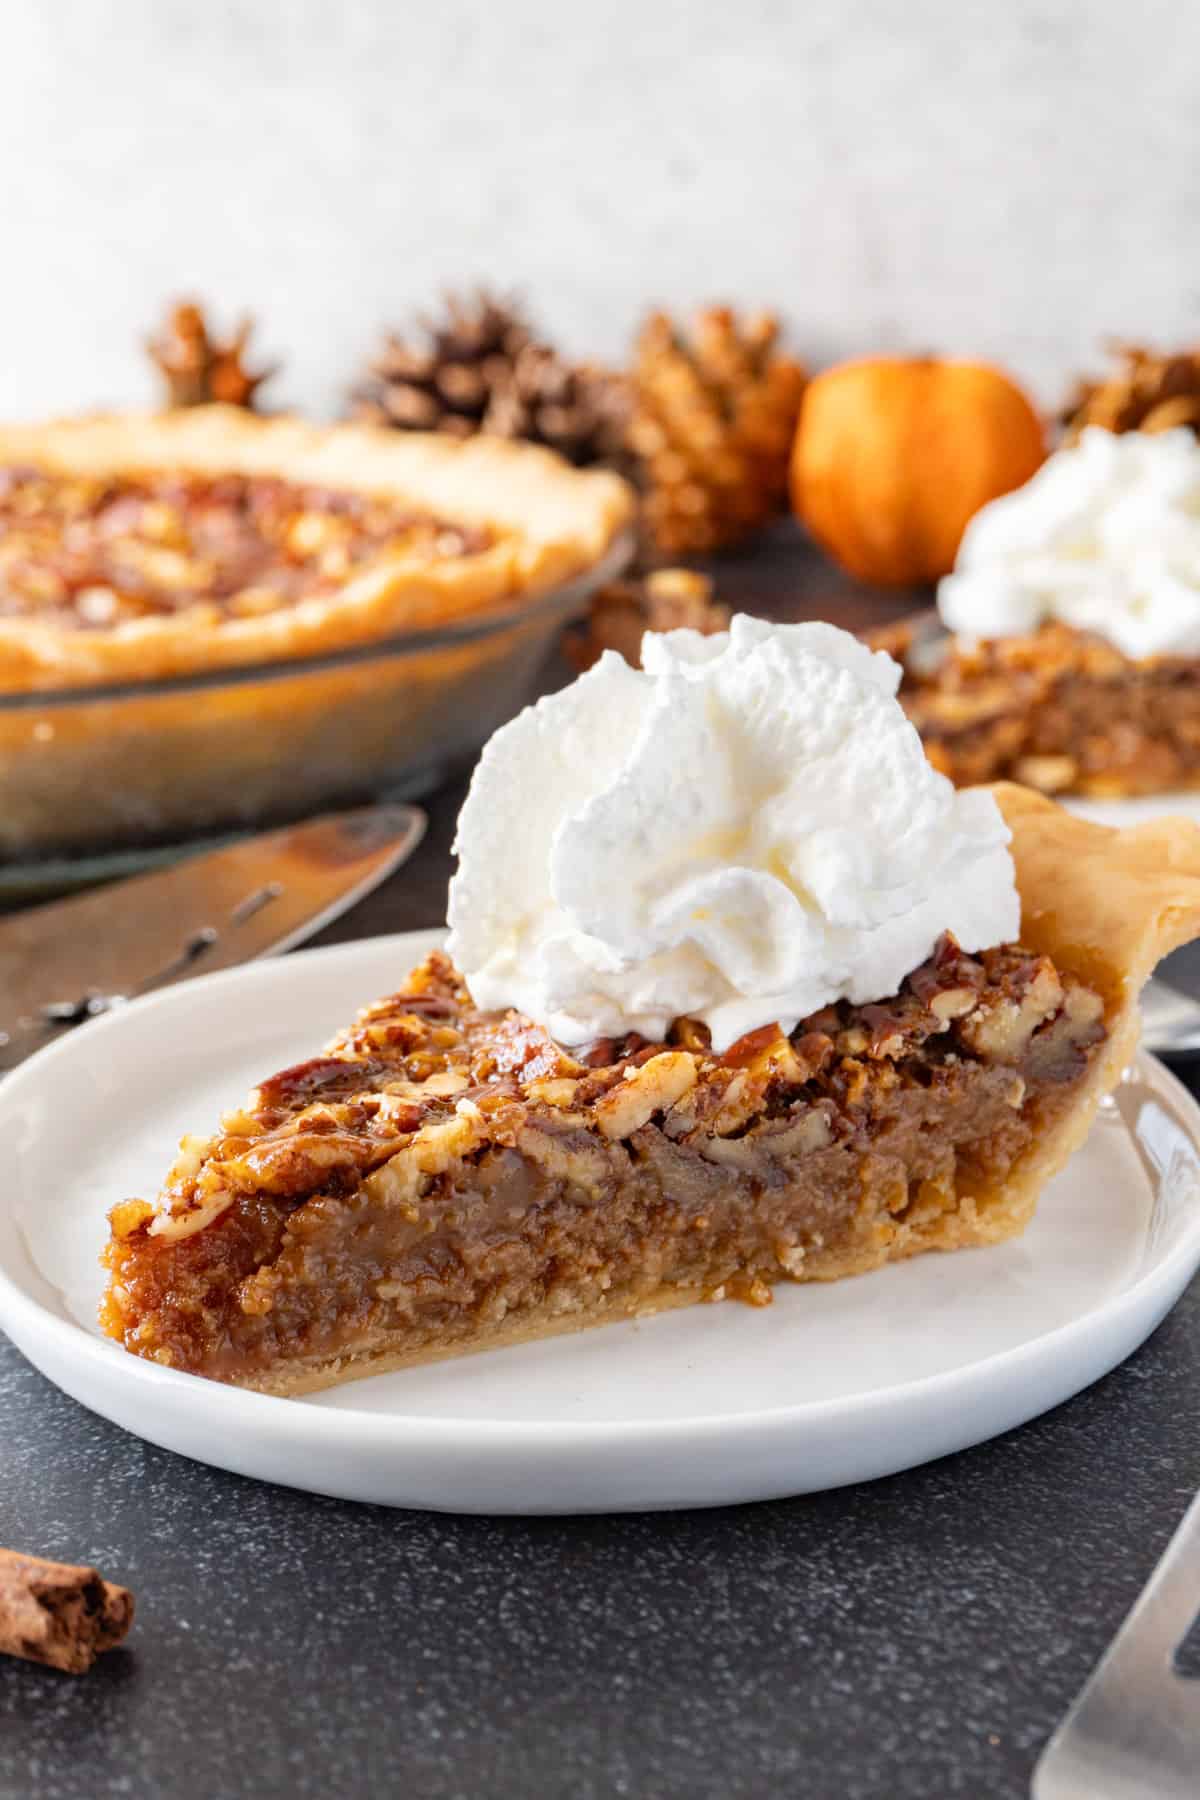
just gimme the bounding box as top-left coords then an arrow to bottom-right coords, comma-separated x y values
594,1051 -> 698,1140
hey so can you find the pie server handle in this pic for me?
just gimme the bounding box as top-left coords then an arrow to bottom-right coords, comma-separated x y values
0,803 -> 426,1072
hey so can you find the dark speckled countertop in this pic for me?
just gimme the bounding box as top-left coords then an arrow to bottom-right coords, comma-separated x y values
3,530 -> 1200,1800
4,1294 -> 1200,1800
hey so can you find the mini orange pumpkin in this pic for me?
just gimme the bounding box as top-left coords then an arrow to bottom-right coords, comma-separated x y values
790,356 -> 1045,587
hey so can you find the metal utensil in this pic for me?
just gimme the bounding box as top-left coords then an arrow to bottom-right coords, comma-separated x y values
1141,977 -> 1200,1057
1032,1488 -> 1200,1798
1145,943 -> 1200,1057
0,803 -> 425,1073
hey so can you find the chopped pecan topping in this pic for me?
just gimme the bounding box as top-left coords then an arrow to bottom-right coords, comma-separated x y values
594,1051 -> 698,1140
958,960 -> 1063,1062
0,465 -> 493,628
133,940 -> 1108,1246
883,620 -> 1200,797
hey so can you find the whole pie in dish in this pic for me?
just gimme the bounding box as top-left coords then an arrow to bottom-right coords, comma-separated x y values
886,621 -> 1200,798
0,406 -> 633,690
100,785 -> 1200,1396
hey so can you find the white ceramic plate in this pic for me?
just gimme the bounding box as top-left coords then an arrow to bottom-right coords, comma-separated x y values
3,930 -> 1200,1515
1062,790 -> 1200,831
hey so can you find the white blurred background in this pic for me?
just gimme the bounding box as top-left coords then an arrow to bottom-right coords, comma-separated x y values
3,0 -> 1197,418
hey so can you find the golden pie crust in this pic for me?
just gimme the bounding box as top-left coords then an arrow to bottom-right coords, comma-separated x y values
0,406 -> 634,691
99,787 -> 1200,1396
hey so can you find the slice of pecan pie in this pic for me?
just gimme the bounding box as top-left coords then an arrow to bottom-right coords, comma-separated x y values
889,621 -> 1200,798
100,786 -> 1200,1395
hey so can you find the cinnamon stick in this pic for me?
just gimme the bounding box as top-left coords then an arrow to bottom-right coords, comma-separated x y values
0,1548 -> 133,1674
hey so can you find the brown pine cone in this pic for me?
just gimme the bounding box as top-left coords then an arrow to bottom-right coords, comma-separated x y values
563,568 -> 731,673
482,344 -> 632,468
1060,341 -> 1200,441
352,289 -> 533,438
147,300 -> 276,409
630,306 -> 806,557
350,290 -> 632,467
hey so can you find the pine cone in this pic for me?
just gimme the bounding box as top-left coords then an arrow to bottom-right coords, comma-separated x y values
563,568 -> 731,673
630,306 -> 806,556
350,290 -> 632,467
482,344 -> 632,468
1060,341 -> 1200,441
352,289 -> 533,438
147,300 -> 276,409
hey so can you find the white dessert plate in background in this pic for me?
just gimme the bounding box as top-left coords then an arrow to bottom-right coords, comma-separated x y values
1062,790 -> 1200,831
2,929 -> 1200,1515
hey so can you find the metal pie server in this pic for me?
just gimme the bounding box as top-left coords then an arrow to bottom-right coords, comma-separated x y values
1032,1487 -> 1200,1799
0,803 -> 425,1074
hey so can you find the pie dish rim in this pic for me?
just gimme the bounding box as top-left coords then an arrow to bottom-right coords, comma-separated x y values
0,523 -> 636,710
0,406 -> 636,691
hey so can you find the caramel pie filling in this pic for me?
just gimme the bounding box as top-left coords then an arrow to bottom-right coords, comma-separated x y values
0,465 -> 493,628
889,621 -> 1200,797
100,942 -> 1108,1389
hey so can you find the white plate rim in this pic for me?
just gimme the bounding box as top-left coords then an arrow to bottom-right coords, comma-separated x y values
2,930 -> 1200,1460
1062,789 -> 1200,830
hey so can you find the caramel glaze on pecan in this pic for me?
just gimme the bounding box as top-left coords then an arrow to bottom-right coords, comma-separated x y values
0,465 -> 491,628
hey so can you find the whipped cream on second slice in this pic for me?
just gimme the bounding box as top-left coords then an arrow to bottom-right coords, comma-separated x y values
446,614 -> 1019,1052
939,426 -> 1200,659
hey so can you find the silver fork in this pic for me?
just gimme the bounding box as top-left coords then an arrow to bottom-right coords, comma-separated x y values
1033,1489 -> 1200,1798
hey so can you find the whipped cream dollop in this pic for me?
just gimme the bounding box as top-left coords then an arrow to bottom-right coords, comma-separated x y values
939,426 -> 1200,659
446,614 -> 1019,1052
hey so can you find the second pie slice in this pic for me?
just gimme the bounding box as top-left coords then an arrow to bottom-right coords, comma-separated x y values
892,426 -> 1200,799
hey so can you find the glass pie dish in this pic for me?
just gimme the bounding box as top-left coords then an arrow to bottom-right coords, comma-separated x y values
0,533 -> 633,867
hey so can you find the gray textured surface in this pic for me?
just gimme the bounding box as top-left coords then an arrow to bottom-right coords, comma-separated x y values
2,1280 -> 1200,1800
2,0 -> 1198,421
3,766 -> 1200,1798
